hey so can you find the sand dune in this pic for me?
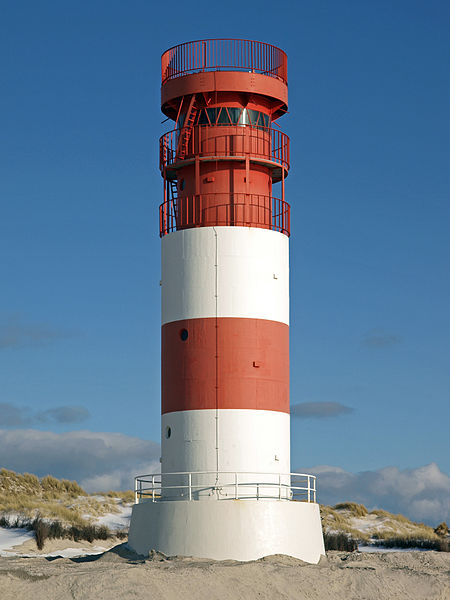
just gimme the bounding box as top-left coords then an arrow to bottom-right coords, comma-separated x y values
0,543 -> 448,600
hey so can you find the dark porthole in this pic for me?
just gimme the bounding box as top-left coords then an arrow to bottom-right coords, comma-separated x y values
180,329 -> 188,341
165,426 -> 171,439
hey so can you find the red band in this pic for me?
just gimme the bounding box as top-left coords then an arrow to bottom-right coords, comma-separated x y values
162,317 -> 289,414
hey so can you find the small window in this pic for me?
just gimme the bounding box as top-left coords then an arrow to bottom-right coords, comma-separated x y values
227,107 -> 241,124
180,329 -> 188,341
217,107 -> 232,125
179,178 -> 185,191
261,113 -> 270,127
165,426 -> 171,439
248,109 -> 259,126
197,109 -> 209,125
206,108 -> 219,124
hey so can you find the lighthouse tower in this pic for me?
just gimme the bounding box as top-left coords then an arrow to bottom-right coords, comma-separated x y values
128,39 -> 325,563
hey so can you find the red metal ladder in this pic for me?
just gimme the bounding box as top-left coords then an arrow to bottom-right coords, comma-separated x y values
176,94 -> 198,160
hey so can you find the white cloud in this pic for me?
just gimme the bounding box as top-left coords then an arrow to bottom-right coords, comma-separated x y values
0,429 -> 160,492
0,315 -> 70,348
302,462 -> 450,525
291,402 -> 353,418
36,406 -> 90,424
0,403 -> 90,426
361,329 -> 401,348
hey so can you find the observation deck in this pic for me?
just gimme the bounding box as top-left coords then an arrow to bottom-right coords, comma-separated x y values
161,39 -> 288,118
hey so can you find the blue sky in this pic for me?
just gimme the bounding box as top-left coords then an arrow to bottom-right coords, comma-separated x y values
0,1 -> 449,519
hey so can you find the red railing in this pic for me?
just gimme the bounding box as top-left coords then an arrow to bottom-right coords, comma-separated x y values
160,125 -> 290,172
159,194 -> 290,237
161,39 -> 287,84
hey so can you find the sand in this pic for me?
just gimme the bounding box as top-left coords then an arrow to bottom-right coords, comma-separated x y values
0,542 -> 449,600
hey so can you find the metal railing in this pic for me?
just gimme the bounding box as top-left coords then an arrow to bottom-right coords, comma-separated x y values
159,194 -> 290,237
135,471 -> 316,504
161,39 -> 287,84
160,124 -> 290,173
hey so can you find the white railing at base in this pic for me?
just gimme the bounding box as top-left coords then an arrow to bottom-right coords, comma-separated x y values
134,471 -> 317,504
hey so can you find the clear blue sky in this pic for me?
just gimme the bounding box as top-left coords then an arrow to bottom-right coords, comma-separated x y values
0,0 -> 449,496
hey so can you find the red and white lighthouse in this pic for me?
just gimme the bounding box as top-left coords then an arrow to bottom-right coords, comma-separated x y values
128,39 -> 325,563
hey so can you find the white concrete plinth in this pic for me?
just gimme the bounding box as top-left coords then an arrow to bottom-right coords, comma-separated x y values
128,500 -> 325,564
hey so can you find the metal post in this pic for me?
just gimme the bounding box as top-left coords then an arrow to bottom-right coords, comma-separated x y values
235,472 -> 238,499
188,472 -> 192,501
307,476 -> 310,503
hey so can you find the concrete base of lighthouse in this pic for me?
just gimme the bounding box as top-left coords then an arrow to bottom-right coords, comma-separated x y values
128,500 -> 325,564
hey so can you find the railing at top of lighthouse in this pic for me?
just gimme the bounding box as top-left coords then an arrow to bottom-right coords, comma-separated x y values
161,39 -> 288,84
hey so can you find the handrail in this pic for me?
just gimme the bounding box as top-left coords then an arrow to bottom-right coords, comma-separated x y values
161,39 -> 287,84
160,124 -> 290,172
159,194 -> 290,237
134,471 -> 316,504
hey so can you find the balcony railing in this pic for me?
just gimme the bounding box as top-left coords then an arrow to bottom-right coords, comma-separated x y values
135,471 -> 316,503
159,194 -> 290,237
160,124 -> 290,173
161,39 -> 287,84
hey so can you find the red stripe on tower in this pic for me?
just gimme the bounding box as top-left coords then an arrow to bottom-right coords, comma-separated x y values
162,317 -> 289,414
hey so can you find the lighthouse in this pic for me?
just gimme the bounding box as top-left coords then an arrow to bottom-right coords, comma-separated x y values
128,39 -> 325,563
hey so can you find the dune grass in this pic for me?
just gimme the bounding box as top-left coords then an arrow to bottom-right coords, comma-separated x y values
0,514 -> 127,550
320,505 -> 371,541
0,469 -> 131,527
323,532 -> 358,552
101,490 -> 135,503
320,500 -> 449,551
0,469 -> 86,499
333,502 -> 368,518
372,535 -> 448,552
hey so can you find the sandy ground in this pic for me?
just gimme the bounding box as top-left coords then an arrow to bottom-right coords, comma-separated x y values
0,543 -> 448,600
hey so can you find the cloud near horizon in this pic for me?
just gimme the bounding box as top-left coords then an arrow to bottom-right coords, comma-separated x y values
0,402 -> 90,426
300,463 -> 449,525
1,428 -> 447,524
291,402 -> 353,418
0,429 -> 160,492
36,406 -> 90,424
0,315 -> 71,349
362,329 -> 401,348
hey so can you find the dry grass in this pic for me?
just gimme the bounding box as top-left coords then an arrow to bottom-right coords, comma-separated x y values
0,469 -> 128,527
373,535 -> 448,552
333,502 -> 368,518
371,520 -> 439,542
101,490 -> 135,503
323,532 -> 358,551
0,515 -> 127,550
0,469 -> 86,499
320,505 -> 370,541
321,500 -> 445,550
